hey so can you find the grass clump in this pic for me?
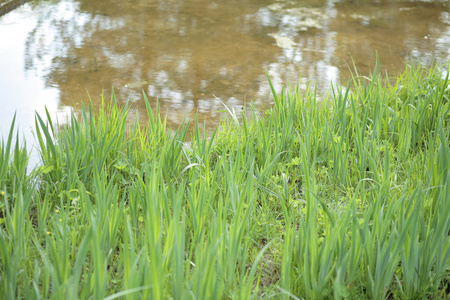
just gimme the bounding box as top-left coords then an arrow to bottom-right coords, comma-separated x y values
0,60 -> 449,299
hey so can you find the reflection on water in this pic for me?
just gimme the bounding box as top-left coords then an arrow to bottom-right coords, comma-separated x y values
0,0 -> 29,16
0,0 -> 449,164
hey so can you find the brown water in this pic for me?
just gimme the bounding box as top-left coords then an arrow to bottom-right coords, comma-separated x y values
1,0 -> 449,166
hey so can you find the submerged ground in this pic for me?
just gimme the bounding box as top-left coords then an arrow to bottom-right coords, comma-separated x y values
1,0 -> 450,161
0,62 -> 449,299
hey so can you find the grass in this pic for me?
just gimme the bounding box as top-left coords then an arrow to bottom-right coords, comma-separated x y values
0,59 -> 449,299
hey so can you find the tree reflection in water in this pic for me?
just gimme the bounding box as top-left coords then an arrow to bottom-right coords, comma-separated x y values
21,0 -> 450,129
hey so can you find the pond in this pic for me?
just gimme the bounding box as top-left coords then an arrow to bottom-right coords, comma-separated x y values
1,0 -> 449,167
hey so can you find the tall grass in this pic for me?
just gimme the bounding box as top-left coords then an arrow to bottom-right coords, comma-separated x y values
0,60 -> 449,299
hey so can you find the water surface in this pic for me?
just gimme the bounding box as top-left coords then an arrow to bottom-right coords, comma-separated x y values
1,0 -> 449,166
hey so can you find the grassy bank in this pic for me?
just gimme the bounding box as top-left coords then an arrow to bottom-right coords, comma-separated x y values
0,61 -> 449,299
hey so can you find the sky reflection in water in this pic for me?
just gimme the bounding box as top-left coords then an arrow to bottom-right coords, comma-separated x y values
0,0 -> 449,167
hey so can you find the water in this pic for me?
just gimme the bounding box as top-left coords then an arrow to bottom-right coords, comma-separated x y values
1,0 -> 449,167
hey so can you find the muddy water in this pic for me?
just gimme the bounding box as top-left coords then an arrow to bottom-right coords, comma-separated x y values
1,0 -> 449,166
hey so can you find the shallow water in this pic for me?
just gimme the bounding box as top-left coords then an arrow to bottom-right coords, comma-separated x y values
1,0 -> 449,166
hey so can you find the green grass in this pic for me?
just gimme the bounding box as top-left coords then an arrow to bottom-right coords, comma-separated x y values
0,60 -> 449,299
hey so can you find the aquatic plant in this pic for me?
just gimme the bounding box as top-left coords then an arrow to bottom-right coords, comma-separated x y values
0,60 -> 449,299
